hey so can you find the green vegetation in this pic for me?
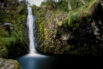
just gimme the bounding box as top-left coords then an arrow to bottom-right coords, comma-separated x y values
0,1 -> 28,58
32,4 -> 68,54
33,0 -> 103,56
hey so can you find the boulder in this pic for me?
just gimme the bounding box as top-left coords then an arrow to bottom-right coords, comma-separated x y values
0,58 -> 21,69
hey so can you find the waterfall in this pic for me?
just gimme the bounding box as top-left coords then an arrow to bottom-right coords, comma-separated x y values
25,0 -> 46,57
26,5 -> 45,57
27,6 -> 37,55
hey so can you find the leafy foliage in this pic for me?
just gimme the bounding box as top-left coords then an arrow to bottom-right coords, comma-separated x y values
0,1 -> 28,58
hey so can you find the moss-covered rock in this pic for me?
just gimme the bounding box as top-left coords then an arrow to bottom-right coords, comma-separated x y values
32,5 -> 68,54
0,1 -> 28,58
33,0 -> 103,56
0,58 -> 21,69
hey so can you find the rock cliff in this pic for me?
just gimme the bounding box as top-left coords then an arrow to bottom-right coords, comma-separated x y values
33,0 -> 103,56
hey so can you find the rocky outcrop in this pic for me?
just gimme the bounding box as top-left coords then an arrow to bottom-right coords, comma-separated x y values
0,58 -> 21,69
0,1 -> 28,58
64,0 -> 103,56
33,0 -> 103,56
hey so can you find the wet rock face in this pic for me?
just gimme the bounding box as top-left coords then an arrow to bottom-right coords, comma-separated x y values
0,58 -> 21,69
35,0 -> 103,55
67,1 -> 103,46
92,1 -> 103,41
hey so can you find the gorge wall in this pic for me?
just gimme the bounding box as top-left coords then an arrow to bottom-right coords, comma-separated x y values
0,0 -> 28,58
33,0 -> 103,56
0,0 -> 29,68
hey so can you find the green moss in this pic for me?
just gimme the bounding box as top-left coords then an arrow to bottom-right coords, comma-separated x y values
0,1 -> 28,58
66,0 -> 97,29
32,0 -> 101,56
